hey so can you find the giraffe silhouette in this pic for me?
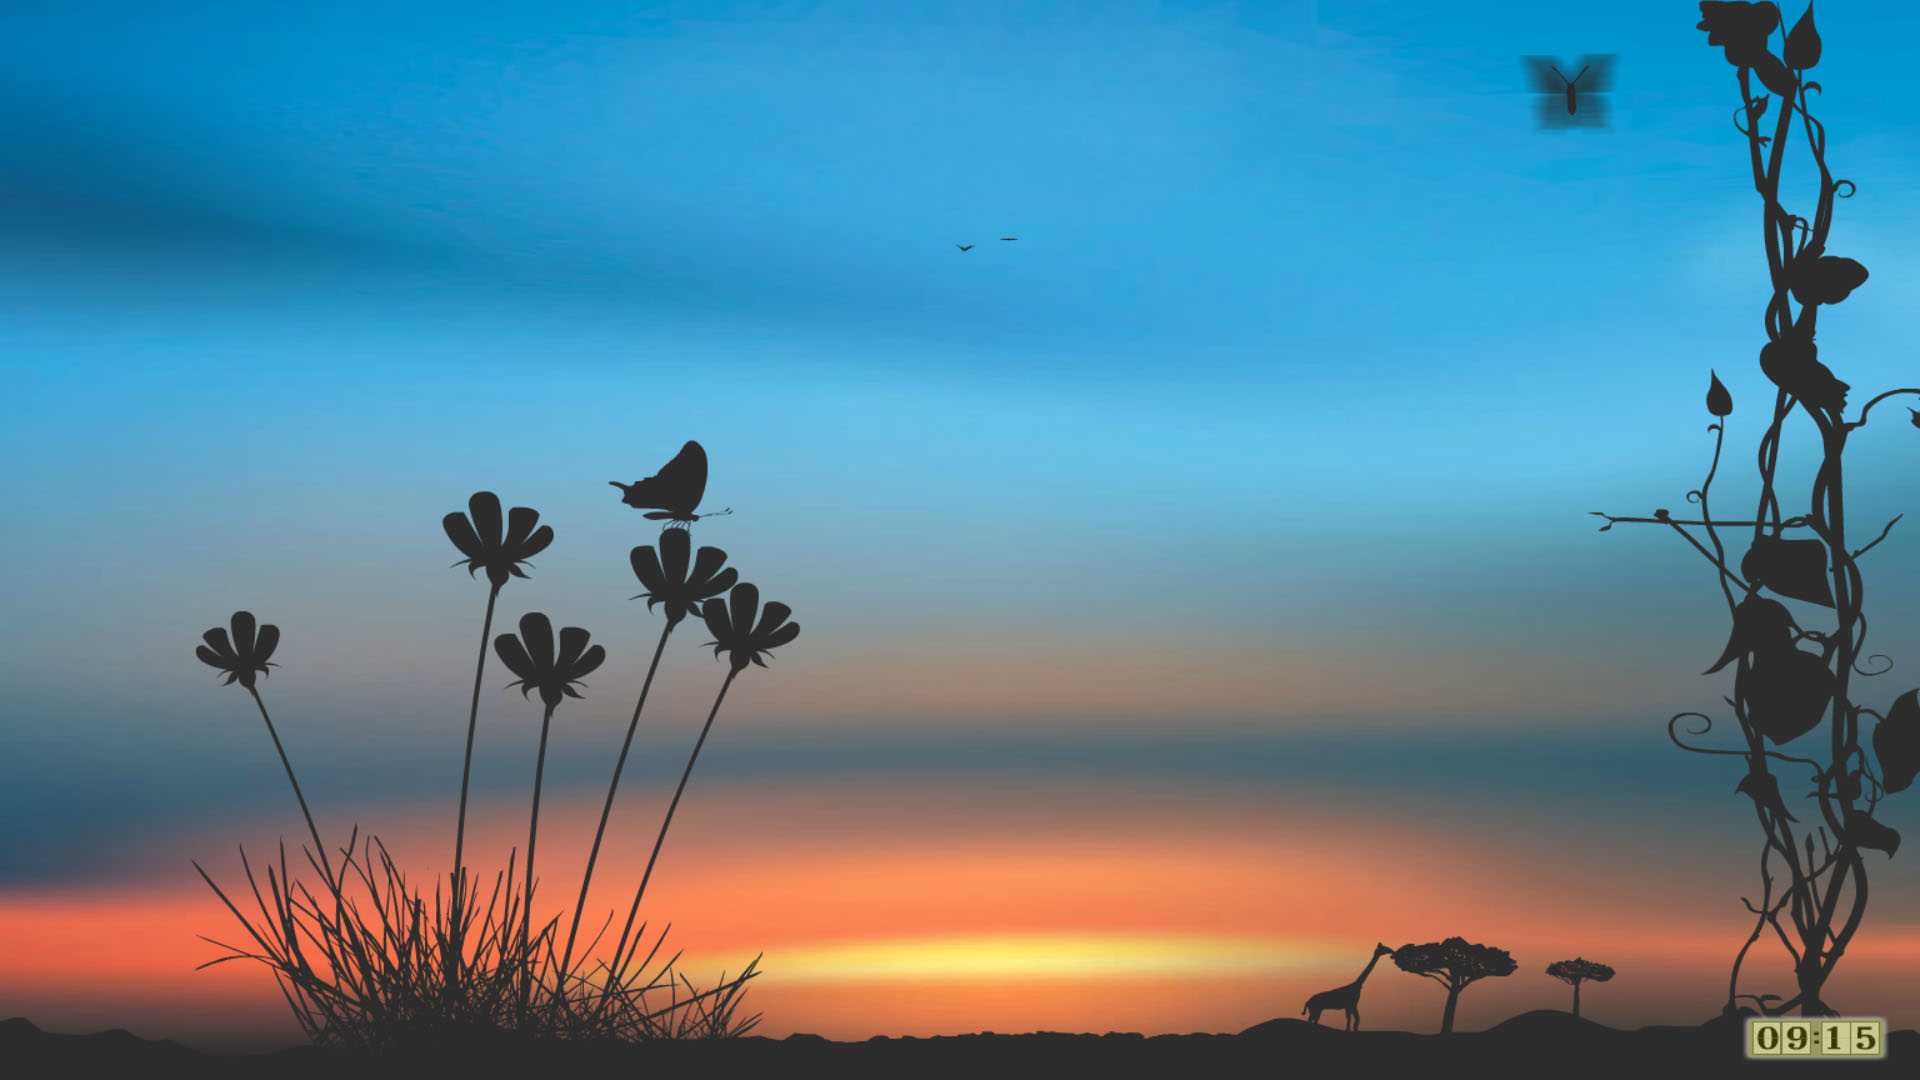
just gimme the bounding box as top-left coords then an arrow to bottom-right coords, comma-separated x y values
1302,943 -> 1396,1031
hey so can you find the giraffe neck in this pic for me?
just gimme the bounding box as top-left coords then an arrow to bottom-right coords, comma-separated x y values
1353,951 -> 1385,986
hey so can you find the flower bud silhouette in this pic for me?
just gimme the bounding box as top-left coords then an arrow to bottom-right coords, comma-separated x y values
1708,370 -> 1734,416
1784,3 -> 1821,70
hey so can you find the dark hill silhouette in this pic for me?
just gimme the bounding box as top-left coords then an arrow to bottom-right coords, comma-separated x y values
6,1014 -> 1914,1079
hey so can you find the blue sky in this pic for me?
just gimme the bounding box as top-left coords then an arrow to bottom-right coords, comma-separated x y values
6,3 -> 1920,1036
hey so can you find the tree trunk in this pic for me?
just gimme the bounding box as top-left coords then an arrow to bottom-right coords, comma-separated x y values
1798,953 -> 1829,1017
1573,980 -> 1581,1018
1442,986 -> 1461,1034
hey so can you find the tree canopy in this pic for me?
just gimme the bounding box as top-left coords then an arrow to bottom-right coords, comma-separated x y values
1394,937 -> 1517,986
1546,958 -> 1615,985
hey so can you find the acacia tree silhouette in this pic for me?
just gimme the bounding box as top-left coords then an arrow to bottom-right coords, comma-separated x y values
1544,958 -> 1614,1019
1595,2 -> 1920,1018
1393,937 -> 1515,1035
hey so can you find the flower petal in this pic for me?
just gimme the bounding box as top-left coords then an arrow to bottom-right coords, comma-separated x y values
202,627 -> 237,662
253,623 -> 281,665
518,524 -> 555,561
703,596 -> 734,641
503,505 -> 541,551
555,626 -> 592,672
761,621 -> 800,651
700,567 -> 739,600
444,512 -> 483,558
468,492 -> 505,547
519,612 -> 555,673
660,528 -> 691,584
691,546 -> 731,589
494,633 -> 535,681
230,612 -> 258,660
631,545 -> 666,593
729,584 -> 760,642
196,644 -> 230,671
753,601 -> 793,638
573,644 -> 607,680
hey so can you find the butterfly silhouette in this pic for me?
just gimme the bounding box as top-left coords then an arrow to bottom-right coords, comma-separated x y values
956,244 -> 975,252
1524,54 -> 1615,129
610,441 -> 733,530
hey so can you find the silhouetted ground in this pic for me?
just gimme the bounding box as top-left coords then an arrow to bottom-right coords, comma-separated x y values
5,1011 -> 1915,1078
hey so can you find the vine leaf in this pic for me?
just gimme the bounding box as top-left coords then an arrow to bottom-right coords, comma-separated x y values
1787,246 -> 1870,306
1874,689 -> 1920,795
1908,407 -> 1920,430
1741,537 -> 1836,607
1842,808 -> 1900,857
1708,370 -> 1734,416
1705,595 -> 1796,674
1751,50 -> 1798,95
1736,769 -> 1799,822
1784,3 -> 1822,70
1759,335 -> 1850,412
1737,646 -> 1834,744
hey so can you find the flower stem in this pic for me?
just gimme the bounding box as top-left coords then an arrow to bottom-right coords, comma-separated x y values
560,619 -> 676,985
247,686 -> 336,894
522,701 -> 556,1009
610,666 -> 738,981
450,582 -> 502,979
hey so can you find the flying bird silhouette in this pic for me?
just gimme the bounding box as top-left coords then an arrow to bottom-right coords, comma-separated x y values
999,237 -> 1018,241
610,440 -> 733,530
955,244 -> 974,252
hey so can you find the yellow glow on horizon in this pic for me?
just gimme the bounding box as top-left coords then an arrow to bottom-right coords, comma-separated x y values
763,934 -> 1359,983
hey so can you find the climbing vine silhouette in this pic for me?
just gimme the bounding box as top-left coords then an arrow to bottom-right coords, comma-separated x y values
1595,2 -> 1920,1019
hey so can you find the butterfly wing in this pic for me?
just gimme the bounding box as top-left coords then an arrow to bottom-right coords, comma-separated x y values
617,440 -> 708,517
1536,92 -> 1609,129
650,440 -> 708,517
1523,56 -> 1567,94
1576,54 -> 1616,94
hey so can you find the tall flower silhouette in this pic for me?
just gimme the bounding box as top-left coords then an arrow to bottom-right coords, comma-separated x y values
493,611 -> 603,1002
558,532 -> 738,980
193,612 -> 334,892
196,610 -> 281,690
609,582 -> 798,982
441,490 -> 554,981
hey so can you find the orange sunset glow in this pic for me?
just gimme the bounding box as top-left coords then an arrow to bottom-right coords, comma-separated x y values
8,780 -> 1920,1049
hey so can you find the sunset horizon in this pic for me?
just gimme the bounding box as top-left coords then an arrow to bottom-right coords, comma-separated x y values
8,1 -> 1920,1072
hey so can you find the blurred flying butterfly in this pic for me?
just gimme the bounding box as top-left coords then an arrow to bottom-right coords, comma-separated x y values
610,440 -> 733,530
1523,54 -> 1615,130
